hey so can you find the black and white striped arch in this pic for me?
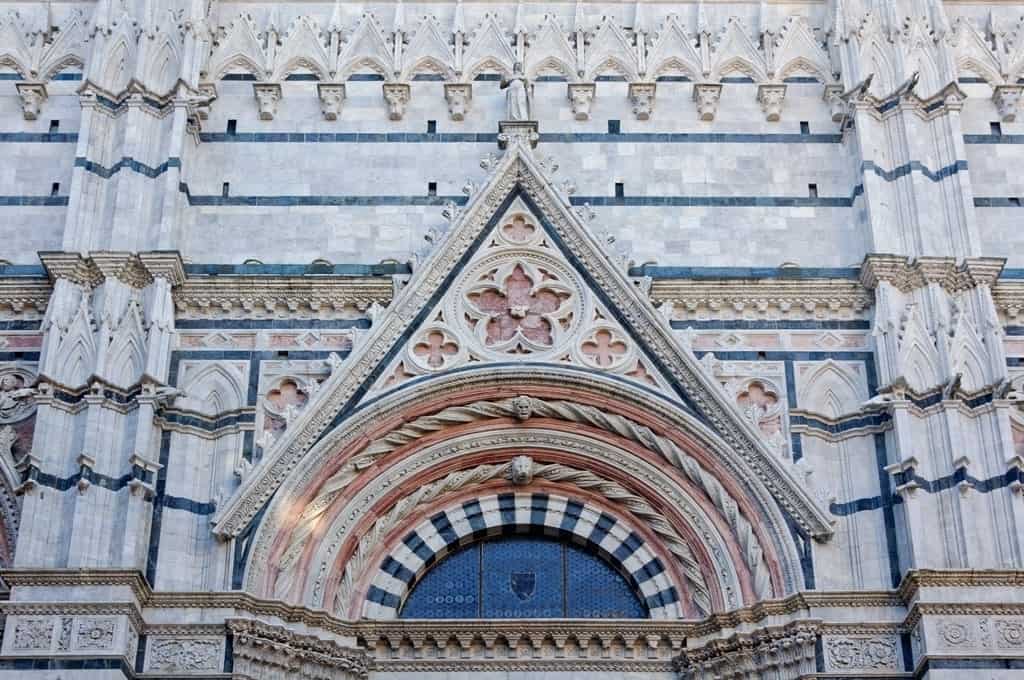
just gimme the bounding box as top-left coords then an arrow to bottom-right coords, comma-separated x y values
363,492 -> 684,619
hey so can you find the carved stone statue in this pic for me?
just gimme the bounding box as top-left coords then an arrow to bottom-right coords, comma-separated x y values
0,374 -> 35,424
500,62 -> 532,121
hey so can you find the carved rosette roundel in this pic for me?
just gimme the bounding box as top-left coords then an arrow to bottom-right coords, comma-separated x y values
450,221 -> 589,362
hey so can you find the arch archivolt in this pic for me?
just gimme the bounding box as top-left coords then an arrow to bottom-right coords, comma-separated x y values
360,490 -> 686,620
244,369 -> 808,621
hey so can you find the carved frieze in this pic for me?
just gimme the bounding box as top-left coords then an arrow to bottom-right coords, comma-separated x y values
823,634 -> 900,671
146,636 -> 224,673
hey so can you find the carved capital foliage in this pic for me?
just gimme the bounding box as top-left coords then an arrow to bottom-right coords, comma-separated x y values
229,618 -> 369,680
677,621 -> 819,680
861,254 -> 1006,294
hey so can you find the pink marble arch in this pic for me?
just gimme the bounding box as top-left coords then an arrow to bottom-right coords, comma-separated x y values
255,378 -> 796,618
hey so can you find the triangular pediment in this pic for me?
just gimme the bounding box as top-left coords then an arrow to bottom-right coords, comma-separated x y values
212,139 -> 833,542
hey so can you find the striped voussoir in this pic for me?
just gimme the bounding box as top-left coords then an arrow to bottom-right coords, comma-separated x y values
363,492 -> 684,620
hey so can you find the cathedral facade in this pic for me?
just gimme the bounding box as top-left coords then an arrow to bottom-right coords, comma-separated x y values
0,0 -> 1022,678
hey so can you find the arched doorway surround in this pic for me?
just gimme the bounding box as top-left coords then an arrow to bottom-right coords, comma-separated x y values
240,366 -> 816,619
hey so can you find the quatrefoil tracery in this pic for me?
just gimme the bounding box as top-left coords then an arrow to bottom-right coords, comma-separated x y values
463,257 -> 577,356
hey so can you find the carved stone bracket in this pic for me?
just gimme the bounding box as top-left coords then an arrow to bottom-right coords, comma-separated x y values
497,120 -> 539,149
823,83 -> 845,122
757,83 -> 787,122
629,82 -> 656,120
15,82 -> 47,121
382,83 -> 410,121
993,84 -> 1023,123
860,254 -> 1006,294
568,82 -> 596,121
317,83 -> 346,121
195,83 -> 217,120
444,82 -> 472,121
252,82 -> 282,121
693,83 -> 722,121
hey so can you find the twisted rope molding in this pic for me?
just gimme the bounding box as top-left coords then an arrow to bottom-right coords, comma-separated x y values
329,460 -> 712,617
272,396 -> 771,608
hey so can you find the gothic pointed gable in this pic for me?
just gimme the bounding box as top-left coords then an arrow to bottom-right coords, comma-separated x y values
526,14 -> 577,79
463,13 -> 517,80
401,15 -> 456,80
711,17 -> 767,82
584,16 -> 639,81
646,14 -> 702,81
337,13 -> 393,80
212,139 -> 834,543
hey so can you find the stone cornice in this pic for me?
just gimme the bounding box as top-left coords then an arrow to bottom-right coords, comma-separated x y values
993,279 -> 1024,323
173,275 -> 394,319
38,251 -> 186,290
647,277 -> 873,321
861,254 -> 1006,293
0,277 -> 51,316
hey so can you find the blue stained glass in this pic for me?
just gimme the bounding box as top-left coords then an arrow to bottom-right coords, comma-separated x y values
482,537 -> 563,618
566,543 -> 647,618
399,545 -> 478,618
398,535 -> 647,619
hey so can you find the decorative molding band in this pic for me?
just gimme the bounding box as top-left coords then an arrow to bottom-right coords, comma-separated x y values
173,276 -> 396,319
648,277 -> 873,322
74,155 -> 180,180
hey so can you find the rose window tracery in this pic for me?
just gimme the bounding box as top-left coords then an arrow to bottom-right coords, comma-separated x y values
463,259 -> 577,355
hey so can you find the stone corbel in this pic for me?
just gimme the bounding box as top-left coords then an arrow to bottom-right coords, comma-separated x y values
16,82 -> 47,120
382,82 -> 411,120
497,120 -> 539,149
444,82 -> 472,121
693,83 -> 722,121
76,453 -> 97,494
885,456 -> 921,497
317,83 -> 346,121
757,83 -> 787,122
196,82 -> 217,120
823,83 -> 845,123
252,82 -> 282,121
993,84 -> 1023,123
568,82 -> 596,121
628,82 -> 656,120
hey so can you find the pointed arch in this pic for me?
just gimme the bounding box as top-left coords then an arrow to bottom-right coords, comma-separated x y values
104,301 -> 147,390
797,361 -> 868,420
950,316 -> 990,393
139,34 -> 181,94
772,16 -> 831,82
98,37 -> 132,93
179,363 -> 247,417
0,11 -> 31,77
